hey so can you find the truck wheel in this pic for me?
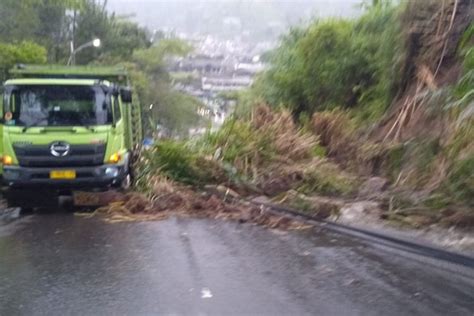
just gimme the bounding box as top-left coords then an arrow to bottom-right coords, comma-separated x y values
5,196 -> 33,214
5,196 -> 19,208
20,207 -> 34,215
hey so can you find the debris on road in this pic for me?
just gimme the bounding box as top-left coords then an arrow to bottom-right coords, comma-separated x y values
78,177 -> 312,231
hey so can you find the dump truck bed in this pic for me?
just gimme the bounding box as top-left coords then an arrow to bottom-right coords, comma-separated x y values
10,64 -> 129,83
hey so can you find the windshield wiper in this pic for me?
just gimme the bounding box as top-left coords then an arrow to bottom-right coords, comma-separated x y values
78,117 -> 96,132
22,119 -> 45,133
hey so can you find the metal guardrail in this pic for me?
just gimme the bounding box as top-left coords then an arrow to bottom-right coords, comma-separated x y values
248,199 -> 474,270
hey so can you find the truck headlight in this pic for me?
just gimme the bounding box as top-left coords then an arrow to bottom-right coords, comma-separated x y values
105,167 -> 119,178
109,152 -> 121,164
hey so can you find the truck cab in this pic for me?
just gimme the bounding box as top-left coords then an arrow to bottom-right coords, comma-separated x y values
0,65 -> 142,208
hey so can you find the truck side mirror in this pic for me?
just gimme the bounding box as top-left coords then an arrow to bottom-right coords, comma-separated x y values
120,87 -> 133,103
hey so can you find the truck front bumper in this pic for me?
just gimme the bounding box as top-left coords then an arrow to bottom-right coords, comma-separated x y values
2,164 -> 127,189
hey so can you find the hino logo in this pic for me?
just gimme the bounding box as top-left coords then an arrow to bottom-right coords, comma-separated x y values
50,142 -> 71,157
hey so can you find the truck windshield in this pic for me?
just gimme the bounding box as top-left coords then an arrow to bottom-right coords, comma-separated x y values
4,85 -> 113,127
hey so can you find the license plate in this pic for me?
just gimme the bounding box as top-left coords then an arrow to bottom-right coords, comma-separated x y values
50,170 -> 76,179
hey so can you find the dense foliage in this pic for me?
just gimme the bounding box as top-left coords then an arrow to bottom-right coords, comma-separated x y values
253,2 -> 402,120
191,0 -> 473,225
0,41 -> 47,83
125,39 -> 206,137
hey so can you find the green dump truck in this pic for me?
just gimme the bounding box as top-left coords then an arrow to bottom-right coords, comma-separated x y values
0,64 -> 142,208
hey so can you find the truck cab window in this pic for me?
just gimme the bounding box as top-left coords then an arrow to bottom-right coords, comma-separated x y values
5,85 -> 113,127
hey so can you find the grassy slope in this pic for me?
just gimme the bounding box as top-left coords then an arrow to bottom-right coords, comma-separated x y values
138,1 -> 473,229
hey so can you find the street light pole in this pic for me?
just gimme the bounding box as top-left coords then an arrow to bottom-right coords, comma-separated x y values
67,38 -> 101,66
69,40 -> 75,65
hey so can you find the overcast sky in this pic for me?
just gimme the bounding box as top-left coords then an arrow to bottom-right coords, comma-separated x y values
107,0 -> 362,40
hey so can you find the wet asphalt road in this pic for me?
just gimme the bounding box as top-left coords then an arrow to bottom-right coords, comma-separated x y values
0,211 -> 473,316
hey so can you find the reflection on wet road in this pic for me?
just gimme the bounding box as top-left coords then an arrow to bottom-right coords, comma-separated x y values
1,213 -> 473,315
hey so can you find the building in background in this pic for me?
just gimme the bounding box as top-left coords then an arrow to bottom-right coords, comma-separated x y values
169,34 -> 267,131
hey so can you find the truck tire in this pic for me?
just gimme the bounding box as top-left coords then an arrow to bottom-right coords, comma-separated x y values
5,189 -> 58,209
20,207 -> 34,215
5,195 -> 33,214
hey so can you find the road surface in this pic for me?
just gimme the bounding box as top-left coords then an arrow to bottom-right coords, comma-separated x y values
0,211 -> 473,315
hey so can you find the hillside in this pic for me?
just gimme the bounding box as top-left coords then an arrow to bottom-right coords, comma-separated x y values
123,0 -> 473,237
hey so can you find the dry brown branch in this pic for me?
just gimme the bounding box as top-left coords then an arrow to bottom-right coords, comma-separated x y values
383,99 -> 406,142
418,65 -> 438,91
434,0 -> 459,77
435,0 -> 447,36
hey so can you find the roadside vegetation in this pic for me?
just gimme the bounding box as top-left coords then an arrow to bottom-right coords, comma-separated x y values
1,0 -> 471,230
135,0 -> 473,229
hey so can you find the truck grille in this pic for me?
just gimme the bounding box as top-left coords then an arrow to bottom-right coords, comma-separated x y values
14,144 -> 106,167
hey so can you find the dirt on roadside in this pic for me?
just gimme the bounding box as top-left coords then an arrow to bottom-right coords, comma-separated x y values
76,178 -> 312,231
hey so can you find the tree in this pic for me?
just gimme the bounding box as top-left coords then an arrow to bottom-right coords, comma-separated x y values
0,0 -> 40,42
99,20 -> 151,62
253,3 -> 400,120
126,39 -> 205,137
298,20 -> 369,110
0,0 -> 86,63
257,27 -> 308,115
0,41 -> 47,83
70,0 -> 151,65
